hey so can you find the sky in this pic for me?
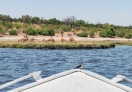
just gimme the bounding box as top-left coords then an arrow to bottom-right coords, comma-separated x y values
0,0 -> 132,26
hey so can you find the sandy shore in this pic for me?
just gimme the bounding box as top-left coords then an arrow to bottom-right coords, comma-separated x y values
0,35 -> 132,42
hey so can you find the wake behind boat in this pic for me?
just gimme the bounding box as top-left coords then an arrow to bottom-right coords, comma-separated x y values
0,69 -> 132,92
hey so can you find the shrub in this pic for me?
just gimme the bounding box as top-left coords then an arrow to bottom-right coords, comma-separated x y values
0,25 -> 5,34
23,23 -> 30,29
61,26 -> 71,32
37,28 -> 55,36
4,22 -> 13,29
41,24 -> 48,29
47,28 -> 55,36
26,28 -> 37,35
37,29 -> 48,35
116,29 -> 125,37
0,30 -> 4,35
89,31 -> 95,38
14,24 -> 22,29
124,32 -> 132,39
100,28 -> 115,38
77,32 -> 88,37
9,30 -> 17,35
100,30 -> 107,37
37,29 -> 44,35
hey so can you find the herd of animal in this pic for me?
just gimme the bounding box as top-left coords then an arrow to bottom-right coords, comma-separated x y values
18,37 -> 76,43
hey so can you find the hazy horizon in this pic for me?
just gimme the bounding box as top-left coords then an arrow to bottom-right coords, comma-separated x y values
0,0 -> 132,26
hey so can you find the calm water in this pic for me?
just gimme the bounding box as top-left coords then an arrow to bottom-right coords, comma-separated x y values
0,46 -> 132,92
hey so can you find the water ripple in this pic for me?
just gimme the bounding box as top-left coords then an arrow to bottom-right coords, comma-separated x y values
0,46 -> 132,92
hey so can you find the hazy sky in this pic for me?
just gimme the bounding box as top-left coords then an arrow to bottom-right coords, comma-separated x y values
0,0 -> 132,26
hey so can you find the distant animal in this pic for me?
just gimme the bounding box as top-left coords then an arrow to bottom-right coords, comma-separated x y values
60,38 -> 67,43
42,38 -> 46,42
29,37 -> 35,42
68,33 -> 73,37
47,38 -> 55,43
18,38 -> 28,42
74,62 -> 83,69
42,38 -> 48,43
69,37 -> 75,43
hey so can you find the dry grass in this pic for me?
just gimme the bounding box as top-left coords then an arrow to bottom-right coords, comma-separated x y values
0,39 -> 131,49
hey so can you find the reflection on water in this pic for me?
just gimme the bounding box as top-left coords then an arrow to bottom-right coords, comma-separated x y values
0,46 -> 132,91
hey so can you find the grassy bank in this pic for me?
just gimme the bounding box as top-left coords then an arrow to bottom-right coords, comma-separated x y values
113,40 -> 132,46
0,41 -> 116,49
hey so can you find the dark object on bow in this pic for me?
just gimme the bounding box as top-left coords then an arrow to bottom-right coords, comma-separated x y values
75,62 -> 83,69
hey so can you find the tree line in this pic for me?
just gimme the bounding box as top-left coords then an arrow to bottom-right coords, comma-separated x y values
0,14 -> 132,38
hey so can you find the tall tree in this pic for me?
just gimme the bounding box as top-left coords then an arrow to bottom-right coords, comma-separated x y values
75,20 -> 85,29
63,16 -> 76,28
21,15 -> 32,23
32,17 -> 40,24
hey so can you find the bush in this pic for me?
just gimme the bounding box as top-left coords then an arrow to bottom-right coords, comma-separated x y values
77,32 -> 88,37
100,30 -> 107,37
0,30 -> 4,35
9,30 -> 17,35
100,28 -> 115,38
116,29 -> 125,37
41,24 -> 48,29
89,31 -> 95,38
37,29 -> 48,35
23,23 -> 30,29
37,28 -> 55,36
47,28 -> 55,36
0,25 -> 5,34
4,22 -> 13,29
124,32 -> 132,39
26,28 -> 37,35
61,26 -> 71,32
14,24 -> 22,29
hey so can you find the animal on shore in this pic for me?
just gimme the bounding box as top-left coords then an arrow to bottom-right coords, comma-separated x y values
60,38 -> 67,43
28,37 -> 35,42
47,38 -> 55,43
69,37 -> 76,43
18,38 -> 28,42
42,38 -> 47,43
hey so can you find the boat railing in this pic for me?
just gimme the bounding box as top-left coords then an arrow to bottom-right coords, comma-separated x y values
111,75 -> 132,83
0,71 -> 42,90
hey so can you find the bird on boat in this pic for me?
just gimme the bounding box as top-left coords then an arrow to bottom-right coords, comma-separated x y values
75,62 -> 83,69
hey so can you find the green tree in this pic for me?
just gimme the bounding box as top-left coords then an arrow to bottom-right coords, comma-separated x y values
124,31 -> 132,39
0,25 -> 5,34
46,18 -> 61,25
77,32 -> 88,37
9,30 -> 17,35
89,31 -> 95,38
116,29 -> 125,37
26,28 -> 37,35
32,17 -> 40,24
47,28 -> 55,36
75,20 -> 85,29
37,29 -> 48,35
100,28 -> 115,38
21,15 -> 32,23
41,24 -> 48,29
61,26 -> 71,32
4,22 -> 13,29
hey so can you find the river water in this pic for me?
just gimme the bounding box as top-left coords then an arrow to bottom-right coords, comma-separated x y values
0,46 -> 132,91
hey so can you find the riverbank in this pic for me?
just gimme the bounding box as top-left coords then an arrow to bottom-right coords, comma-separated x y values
0,41 -> 116,49
0,35 -> 132,49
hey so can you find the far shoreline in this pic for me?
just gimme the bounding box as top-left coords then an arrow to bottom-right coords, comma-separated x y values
0,35 -> 132,49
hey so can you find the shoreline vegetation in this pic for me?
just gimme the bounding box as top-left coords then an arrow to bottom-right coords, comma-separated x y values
0,39 -> 132,49
0,41 -> 116,49
0,36 -> 132,49
0,14 -> 132,49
